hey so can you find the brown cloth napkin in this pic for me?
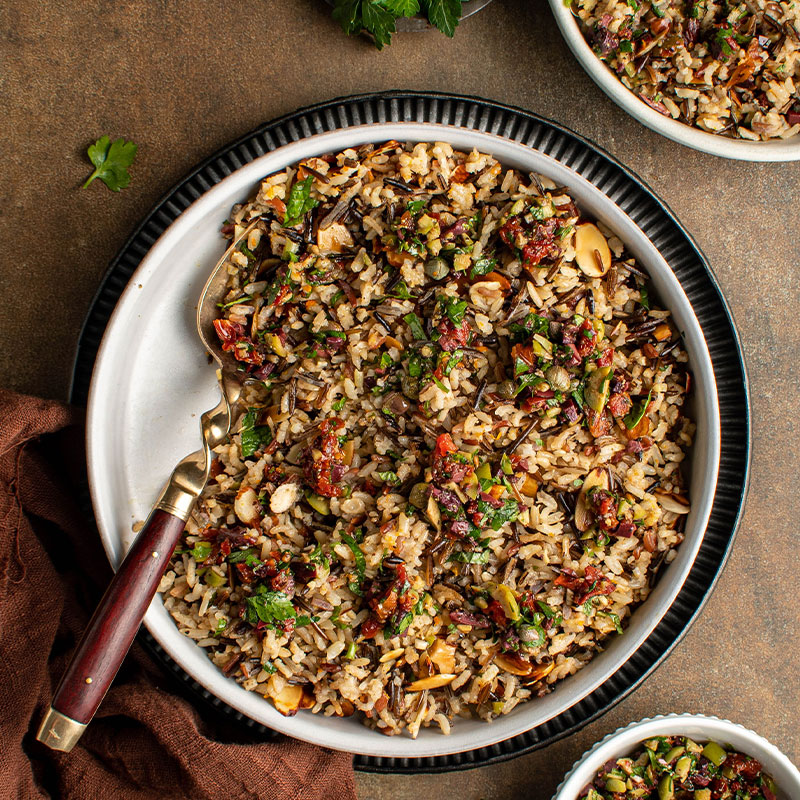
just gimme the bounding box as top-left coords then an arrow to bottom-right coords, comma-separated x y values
0,389 -> 357,800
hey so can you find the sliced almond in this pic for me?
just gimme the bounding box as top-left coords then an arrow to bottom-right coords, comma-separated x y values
299,689 -> 316,710
427,639 -> 456,674
336,698 -> 355,717
379,647 -> 406,664
268,680 -> 304,717
406,673 -> 457,692
522,661 -> 556,685
386,249 -> 416,268
575,222 -> 612,277
341,439 -> 355,466
494,653 -> 534,677
270,481 -> 299,514
317,222 -> 353,253
520,474 -> 539,497
234,486 -> 262,526
574,467 -> 610,532
426,494 -> 442,531
653,323 -> 671,341
654,490 -> 690,514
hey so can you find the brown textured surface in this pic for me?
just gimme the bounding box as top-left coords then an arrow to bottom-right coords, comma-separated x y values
2,0 -> 798,796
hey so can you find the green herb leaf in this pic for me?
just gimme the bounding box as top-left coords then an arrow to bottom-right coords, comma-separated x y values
227,547 -> 261,565
362,0 -> 398,48
404,311 -> 426,340
332,0 -> 363,32
423,0 -> 461,37
623,388 -> 653,430
284,176 -> 319,226
448,549 -> 489,564
376,470 -> 401,485
332,396 -> 346,411
191,541 -> 212,562
239,408 -> 273,458
639,284 -> 650,310
309,543 -> 331,570
390,279 -> 413,300
383,0 -> 420,15
405,198 -> 427,214
213,618 -> 228,636
341,533 -> 366,581
469,255 -> 497,279
440,294 -> 468,325
83,135 -> 138,192
245,590 -> 297,626
599,610 -> 624,634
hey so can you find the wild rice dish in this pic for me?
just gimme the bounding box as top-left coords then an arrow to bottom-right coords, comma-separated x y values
571,0 -> 800,139
582,735 -> 779,799
159,141 -> 694,737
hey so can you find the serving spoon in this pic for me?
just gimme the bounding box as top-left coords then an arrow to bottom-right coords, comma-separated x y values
36,220 -> 261,752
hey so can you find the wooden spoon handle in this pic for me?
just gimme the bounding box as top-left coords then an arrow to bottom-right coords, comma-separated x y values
37,509 -> 185,750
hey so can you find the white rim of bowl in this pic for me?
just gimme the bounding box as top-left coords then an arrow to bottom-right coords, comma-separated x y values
546,0 -> 800,162
86,122 -> 720,758
553,713 -> 800,799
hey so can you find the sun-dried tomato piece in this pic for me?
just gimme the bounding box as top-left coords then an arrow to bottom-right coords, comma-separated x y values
303,418 -> 346,497
438,319 -> 470,352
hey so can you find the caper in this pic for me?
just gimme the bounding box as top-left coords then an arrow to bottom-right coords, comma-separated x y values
701,741 -> 727,767
409,482 -> 430,509
658,774 -> 674,800
424,257 -> 450,280
401,373 -> 420,400
605,778 -> 627,793
545,365 -> 571,392
497,379 -> 516,399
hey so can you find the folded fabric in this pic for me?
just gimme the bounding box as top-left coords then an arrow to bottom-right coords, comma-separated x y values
0,389 -> 356,799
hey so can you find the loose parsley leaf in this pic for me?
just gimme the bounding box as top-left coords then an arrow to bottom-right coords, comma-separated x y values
284,176 -> 319,226
239,409 -> 273,458
623,388 -> 653,430
469,255 -> 497,280
423,0 -> 461,37
83,135 -> 138,192
440,295 -> 468,325
332,396 -> 346,412
341,533 -> 366,582
390,279 -> 413,300
599,610 -> 624,634
404,311 -> 426,340
244,589 -> 297,626
405,198 -> 427,214
191,541 -> 212,562
448,549 -> 489,564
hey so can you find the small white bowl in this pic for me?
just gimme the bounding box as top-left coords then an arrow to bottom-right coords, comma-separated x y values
554,714 -> 800,800
546,0 -> 800,162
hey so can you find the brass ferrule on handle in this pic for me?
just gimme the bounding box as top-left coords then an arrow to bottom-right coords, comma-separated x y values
36,708 -> 87,753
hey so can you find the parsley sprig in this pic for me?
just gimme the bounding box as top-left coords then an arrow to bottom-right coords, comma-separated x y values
332,0 -> 463,50
82,135 -> 137,192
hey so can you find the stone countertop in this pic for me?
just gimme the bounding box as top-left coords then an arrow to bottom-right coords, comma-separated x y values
2,0 -> 798,796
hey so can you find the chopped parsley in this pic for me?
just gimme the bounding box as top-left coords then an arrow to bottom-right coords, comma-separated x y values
239,408 -> 273,459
